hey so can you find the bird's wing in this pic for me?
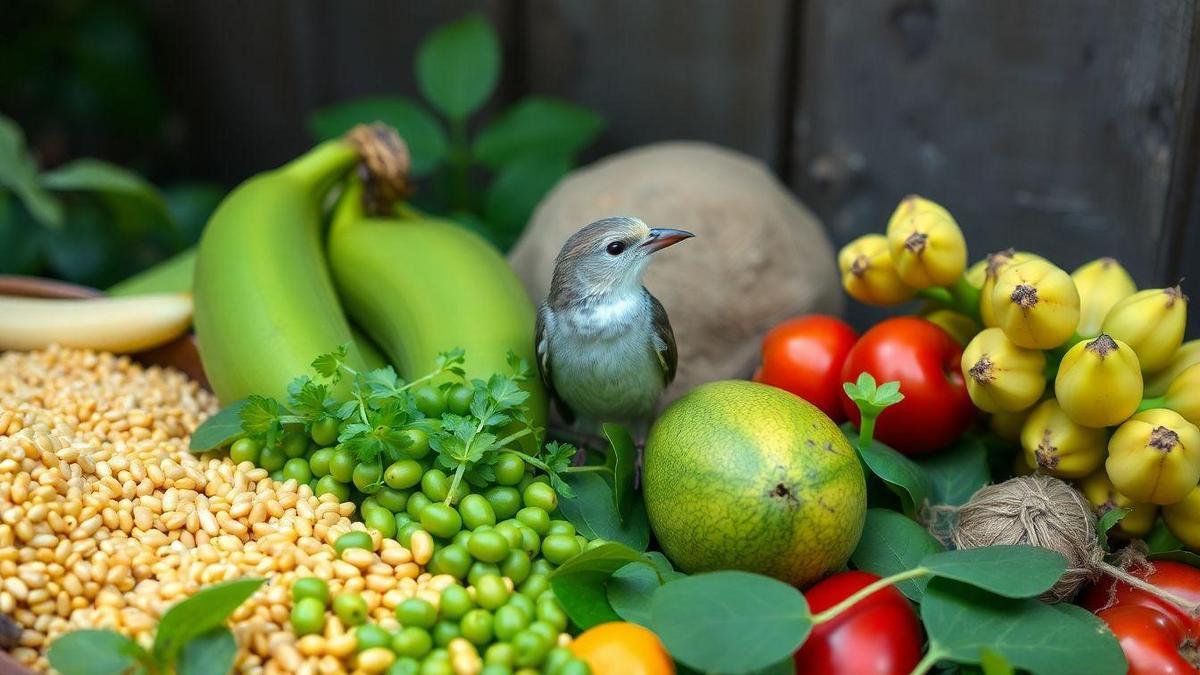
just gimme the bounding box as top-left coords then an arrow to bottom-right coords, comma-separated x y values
647,293 -> 678,386
535,304 -> 575,424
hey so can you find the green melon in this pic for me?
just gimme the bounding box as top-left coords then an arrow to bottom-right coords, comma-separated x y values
643,380 -> 866,586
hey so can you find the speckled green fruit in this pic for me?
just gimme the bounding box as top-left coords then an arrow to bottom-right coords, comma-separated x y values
643,380 -> 867,586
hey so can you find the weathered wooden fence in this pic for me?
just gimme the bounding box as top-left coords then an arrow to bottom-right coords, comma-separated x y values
149,0 -> 1200,329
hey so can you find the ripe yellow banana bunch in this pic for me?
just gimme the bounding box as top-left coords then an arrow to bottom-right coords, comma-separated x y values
961,328 -> 1045,413
1102,285 -> 1189,373
978,249 -> 1042,328
837,234 -> 916,306
1020,399 -> 1106,479
990,259 -> 1080,350
1071,257 -> 1136,338
1054,334 -> 1142,428
1106,408 -> 1200,505
1077,469 -> 1157,539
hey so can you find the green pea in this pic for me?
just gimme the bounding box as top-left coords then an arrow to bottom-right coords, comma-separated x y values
556,659 -> 591,675
484,642 -> 516,667
543,647 -> 573,675
397,521 -> 423,548
352,460 -> 383,494
546,520 -> 575,537
575,535 -> 589,552
456,494 -> 496,530
375,486 -> 408,513
494,521 -> 524,549
334,531 -> 374,555
406,492 -> 432,520
446,479 -> 470,506
460,608 -> 494,645
536,598 -> 567,633
468,562 -> 501,587
394,512 -> 414,527
332,592 -> 368,626
395,597 -> 437,629
530,559 -> 554,577
363,507 -> 396,539
515,507 -> 550,536
420,503 -> 462,539
308,447 -> 334,477
311,417 -> 339,446
389,657 -> 422,675
329,447 -> 356,483
430,545 -> 472,579
421,469 -> 450,502
404,429 -> 431,460
518,574 -> 549,600
292,577 -> 329,606
452,529 -> 474,548
431,619 -> 461,647
391,626 -> 432,659
522,483 -> 557,512
282,457 -> 312,483
281,431 -> 309,459
484,487 -> 522,520
354,623 -> 392,652
506,593 -> 535,621
474,574 -> 510,611
468,530 -> 510,563
420,658 -> 453,675
493,453 -> 526,486
259,443 -> 287,472
492,605 -> 530,641
500,550 -> 531,585
314,475 -> 350,502
446,384 -> 474,416
527,620 -> 557,644
541,535 -> 581,565
289,596 -> 326,636
384,460 -> 422,490
229,437 -> 262,465
479,665 -> 513,675
518,527 -> 541,557
439,585 -> 474,620
414,385 -> 447,418
512,630 -> 551,668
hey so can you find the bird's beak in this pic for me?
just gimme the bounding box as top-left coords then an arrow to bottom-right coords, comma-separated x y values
640,228 -> 695,253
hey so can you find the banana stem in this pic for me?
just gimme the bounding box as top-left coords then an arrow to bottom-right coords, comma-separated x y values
280,140 -> 360,195
916,276 -> 982,322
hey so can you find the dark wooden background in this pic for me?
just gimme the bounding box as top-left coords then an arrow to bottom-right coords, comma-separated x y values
147,0 -> 1200,330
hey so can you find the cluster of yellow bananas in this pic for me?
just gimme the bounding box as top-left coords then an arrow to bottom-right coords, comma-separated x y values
838,196 -> 1200,546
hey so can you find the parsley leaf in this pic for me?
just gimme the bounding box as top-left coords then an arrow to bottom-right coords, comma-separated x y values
287,376 -> 332,420
311,344 -> 350,383
239,395 -> 285,447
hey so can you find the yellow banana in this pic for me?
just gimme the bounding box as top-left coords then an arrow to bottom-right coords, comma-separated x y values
1071,257 -> 1135,338
1054,334 -> 1142,428
328,177 -> 547,427
884,195 -> 967,288
837,234 -> 915,306
0,293 -> 191,353
1021,398 -> 1106,479
961,327 -> 1046,413
1102,285 -> 1188,373
978,250 -> 1042,328
991,258 -> 1080,349
1145,339 -> 1200,397
193,140 -> 369,404
1077,469 -> 1157,540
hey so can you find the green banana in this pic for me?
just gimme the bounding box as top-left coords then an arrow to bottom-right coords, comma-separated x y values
328,177 -> 547,427
194,140 -> 369,404
108,247 -> 196,296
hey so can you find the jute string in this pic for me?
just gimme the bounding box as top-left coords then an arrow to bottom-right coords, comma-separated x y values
951,474 -> 1200,611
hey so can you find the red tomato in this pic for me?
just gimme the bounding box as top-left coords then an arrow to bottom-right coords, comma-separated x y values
794,571 -> 923,675
754,315 -> 859,422
1080,561 -> 1200,674
839,317 -> 974,455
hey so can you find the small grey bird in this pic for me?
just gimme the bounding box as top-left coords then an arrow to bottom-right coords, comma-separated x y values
535,216 -> 694,436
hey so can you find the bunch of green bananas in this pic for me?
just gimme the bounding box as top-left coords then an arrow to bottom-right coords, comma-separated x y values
192,134 -> 545,424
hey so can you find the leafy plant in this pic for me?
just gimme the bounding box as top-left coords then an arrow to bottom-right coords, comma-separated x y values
308,13 -> 604,250
0,112 -> 221,287
47,578 -> 264,675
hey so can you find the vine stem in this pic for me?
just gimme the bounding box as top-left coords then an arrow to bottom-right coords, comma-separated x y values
563,465 -> 608,474
908,645 -> 947,675
857,414 -> 877,451
444,415 -> 490,506
811,568 -> 928,624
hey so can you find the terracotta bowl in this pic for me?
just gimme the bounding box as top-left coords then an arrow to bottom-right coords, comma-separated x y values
0,275 -> 209,389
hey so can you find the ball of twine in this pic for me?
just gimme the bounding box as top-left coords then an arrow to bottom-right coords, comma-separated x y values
952,474 -> 1102,602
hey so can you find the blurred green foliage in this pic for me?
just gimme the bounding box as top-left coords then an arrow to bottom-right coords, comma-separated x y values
309,13 -> 605,250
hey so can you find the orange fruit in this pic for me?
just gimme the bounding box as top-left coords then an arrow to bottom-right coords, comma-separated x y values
568,622 -> 675,675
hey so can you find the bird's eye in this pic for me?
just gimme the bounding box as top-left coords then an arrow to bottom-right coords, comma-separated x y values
606,241 -> 626,256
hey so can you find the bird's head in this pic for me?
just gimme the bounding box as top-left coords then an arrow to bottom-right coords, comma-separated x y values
550,217 -> 694,300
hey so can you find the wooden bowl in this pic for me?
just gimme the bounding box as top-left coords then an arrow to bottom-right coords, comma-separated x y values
0,275 -> 209,389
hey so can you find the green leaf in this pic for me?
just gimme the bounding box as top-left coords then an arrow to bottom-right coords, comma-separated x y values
239,395 -> 286,447
312,344 -> 350,382
558,472 -> 650,551
843,424 -> 930,518
0,191 -> 43,273
1096,507 -> 1131,551
920,546 -> 1066,598
649,571 -> 812,674
42,159 -> 173,236
0,112 -> 63,228
189,401 -> 248,453
922,578 -> 1125,675
850,508 -> 943,601
177,627 -> 237,675
483,154 -> 571,248
153,578 -> 266,665
472,96 -> 604,168
549,542 -> 654,630
162,182 -> 224,243
416,13 -> 500,120
48,629 -> 151,675
918,436 -> 990,507
308,97 -> 448,176
1145,519 -> 1184,554
601,423 -> 637,522
607,554 -> 684,627
1149,549 -> 1200,567
843,372 -> 904,418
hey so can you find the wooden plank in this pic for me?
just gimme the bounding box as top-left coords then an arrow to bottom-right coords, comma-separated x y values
792,0 -> 1197,326
145,0 -> 510,182
520,0 -> 792,169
